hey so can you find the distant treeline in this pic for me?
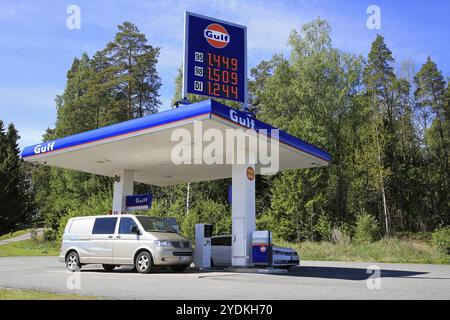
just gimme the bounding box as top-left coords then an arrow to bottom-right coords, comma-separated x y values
1,19 -> 448,241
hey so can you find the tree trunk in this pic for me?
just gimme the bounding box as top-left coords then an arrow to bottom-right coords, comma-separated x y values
374,112 -> 390,237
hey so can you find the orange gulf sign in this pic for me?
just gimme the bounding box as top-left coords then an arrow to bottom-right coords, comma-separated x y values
204,23 -> 230,49
246,167 -> 255,181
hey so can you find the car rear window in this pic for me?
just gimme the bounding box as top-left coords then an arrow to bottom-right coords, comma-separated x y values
92,217 -> 118,234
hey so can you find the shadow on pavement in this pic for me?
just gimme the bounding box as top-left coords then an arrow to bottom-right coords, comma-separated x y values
286,266 -> 428,281
80,265 -> 224,275
79,265 -> 443,281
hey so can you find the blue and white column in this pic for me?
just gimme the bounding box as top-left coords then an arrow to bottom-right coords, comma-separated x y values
112,169 -> 134,214
231,164 -> 256,267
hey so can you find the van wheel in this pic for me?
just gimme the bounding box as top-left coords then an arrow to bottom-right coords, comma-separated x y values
135,251 -> 152,274
102,264 -> 116,271
171,265 -> 188,273
66,251 -> 81,272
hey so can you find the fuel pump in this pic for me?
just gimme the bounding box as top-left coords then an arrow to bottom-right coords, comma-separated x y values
252,230 -> 272,266
194,223 -> 213,269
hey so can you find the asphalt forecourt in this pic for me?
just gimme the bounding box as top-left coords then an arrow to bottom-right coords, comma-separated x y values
0,256 -> 449,300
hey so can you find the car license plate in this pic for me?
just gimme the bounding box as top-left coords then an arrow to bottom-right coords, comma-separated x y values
180,256 -> 190,262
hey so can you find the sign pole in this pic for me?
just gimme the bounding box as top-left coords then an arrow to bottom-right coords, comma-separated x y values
182,11 -> 189,102
243,24 -> 248,112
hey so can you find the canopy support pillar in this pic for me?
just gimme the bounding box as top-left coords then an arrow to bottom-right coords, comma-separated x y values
231,164 -> 256,267
112,169 -> 134,214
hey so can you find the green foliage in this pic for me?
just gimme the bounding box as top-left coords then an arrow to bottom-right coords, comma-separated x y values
43,229 -> 57,242
414,57 -> 450,224
314,214 -> 333,241
181,211 -> 199,241
354,213 -> 380,243
0,121 -> 33,235
431,226 -> 450,252
256,214 -> 275,231
0,288 -> 97,300
331,224 -> 352,244
0,238 -> 58,257
57,191 -> 112,241
190,199 -> 231,236
0,229 -> 31,241
275,238 -> 450,264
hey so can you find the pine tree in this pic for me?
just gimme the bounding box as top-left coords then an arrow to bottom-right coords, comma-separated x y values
362,34 -> 399,236
103,22 -> 161,118
31,22 -> 163,229
0,122 -> 33,235
414,57 -> 449,224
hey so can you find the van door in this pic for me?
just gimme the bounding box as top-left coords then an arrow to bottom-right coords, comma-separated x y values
113,217 -> 141,265
89,217 -> 118,264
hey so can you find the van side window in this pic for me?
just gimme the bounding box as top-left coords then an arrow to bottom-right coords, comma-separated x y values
119,218 -> 138,234
92,217 -> 118,234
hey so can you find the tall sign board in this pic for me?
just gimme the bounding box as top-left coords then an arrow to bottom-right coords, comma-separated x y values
183,12 -> 247,105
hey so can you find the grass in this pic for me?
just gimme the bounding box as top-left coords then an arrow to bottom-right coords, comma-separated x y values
0,238 -> 59,257
0,229 -> 32,241
0,287 -> 97,300
276,238 -> 450,264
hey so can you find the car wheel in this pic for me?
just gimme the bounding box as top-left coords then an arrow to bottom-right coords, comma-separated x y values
102,264 -> 116,271
171,265 -> 188,273
66,251 -> 81,272
135,251 -> 152,274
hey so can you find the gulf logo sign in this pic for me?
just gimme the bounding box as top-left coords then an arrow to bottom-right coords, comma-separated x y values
203,23 -> 230,49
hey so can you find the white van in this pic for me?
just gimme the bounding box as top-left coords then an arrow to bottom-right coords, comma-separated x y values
59,215 -> 193,273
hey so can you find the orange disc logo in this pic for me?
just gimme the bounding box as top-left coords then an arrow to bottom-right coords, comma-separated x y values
204,23 -> 230,49
246,167 -> 255,181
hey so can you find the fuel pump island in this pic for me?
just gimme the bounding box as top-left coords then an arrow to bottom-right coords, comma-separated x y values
21,12 -> 330,270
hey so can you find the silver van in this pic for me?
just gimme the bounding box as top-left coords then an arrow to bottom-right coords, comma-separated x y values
59,214 -> 193,273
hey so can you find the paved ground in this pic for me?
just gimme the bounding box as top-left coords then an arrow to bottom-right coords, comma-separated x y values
0,229 -> 44,246
0,256 -> 449,299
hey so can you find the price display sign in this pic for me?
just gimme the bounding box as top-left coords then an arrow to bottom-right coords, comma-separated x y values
183,12 -> 247,104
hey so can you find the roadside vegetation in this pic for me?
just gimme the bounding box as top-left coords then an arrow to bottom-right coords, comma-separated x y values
277,238 -> 450,265
0,229 -> 31,241
277,219 -> 450,265
0,288 -> 97,300
0,232 -> 58,257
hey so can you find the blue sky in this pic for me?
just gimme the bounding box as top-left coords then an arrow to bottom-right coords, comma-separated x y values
0,0 -> 449,149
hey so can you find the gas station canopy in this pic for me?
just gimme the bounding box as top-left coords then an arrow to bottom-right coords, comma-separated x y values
21,100 -> 330,185
21,11 -> 331,269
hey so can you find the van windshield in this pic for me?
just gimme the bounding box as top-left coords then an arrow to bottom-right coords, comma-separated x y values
136,216 -> 176,233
